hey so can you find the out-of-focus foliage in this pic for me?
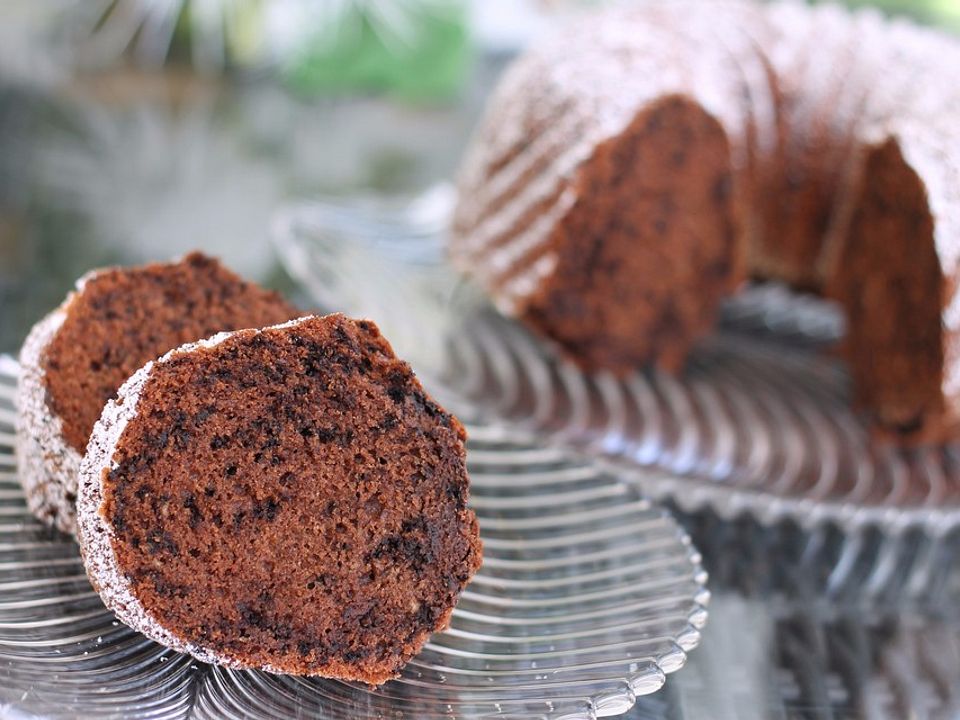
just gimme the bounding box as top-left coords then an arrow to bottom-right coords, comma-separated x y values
284,1 -> 469,100
834,0 -> 960,31
47,0 -> 471,100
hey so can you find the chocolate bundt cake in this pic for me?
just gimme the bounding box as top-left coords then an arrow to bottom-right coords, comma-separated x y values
451,0 -> 960,439
16,253 -> 300,533
77,314 -> 481,683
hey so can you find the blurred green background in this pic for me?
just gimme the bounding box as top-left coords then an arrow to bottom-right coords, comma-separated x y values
0,0 -> 957,354
841,0 -> 959,28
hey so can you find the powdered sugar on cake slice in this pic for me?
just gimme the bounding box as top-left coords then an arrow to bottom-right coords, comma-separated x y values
15,269 -> 106,534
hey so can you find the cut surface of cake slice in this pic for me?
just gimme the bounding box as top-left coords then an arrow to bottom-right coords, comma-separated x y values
77,314 -> 482,684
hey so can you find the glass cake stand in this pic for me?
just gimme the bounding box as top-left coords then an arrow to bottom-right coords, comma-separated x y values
271,187 -> 960,542
0,354 -> 707,719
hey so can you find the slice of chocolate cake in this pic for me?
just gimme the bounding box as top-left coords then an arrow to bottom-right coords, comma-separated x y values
77,314 -> 482,684
16,252 -> 301,533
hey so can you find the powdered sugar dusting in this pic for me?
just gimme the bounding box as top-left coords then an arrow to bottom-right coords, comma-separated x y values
15,306 -> 81,534
15,267 -> 117,534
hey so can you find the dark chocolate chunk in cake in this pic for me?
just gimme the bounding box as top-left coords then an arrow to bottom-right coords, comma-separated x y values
77,314 -> 482,684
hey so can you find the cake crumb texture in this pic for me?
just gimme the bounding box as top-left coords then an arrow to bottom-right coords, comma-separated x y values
78,314 -> 482,684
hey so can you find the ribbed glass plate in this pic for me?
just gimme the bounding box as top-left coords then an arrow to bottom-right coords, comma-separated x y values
0,356 -> 707,719
271,188 -> 960,537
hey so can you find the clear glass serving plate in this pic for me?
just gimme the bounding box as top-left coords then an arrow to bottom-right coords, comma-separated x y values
271,187 -> 960,538
0,355 -> 707,719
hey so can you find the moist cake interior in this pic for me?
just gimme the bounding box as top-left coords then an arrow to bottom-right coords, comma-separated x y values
829,138 -> 942,432
523,95 -> 739,372
98,316 -> 481,682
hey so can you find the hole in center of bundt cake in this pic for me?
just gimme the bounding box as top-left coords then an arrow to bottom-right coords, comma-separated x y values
99,317 -> 478,676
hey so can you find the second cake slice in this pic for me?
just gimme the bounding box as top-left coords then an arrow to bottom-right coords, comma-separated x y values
16,252 -> 301,533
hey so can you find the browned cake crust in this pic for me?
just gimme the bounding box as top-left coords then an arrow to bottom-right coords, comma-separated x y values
451,0 -> 960,442
77,314 -> 482,684
16,252 -> 300,533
